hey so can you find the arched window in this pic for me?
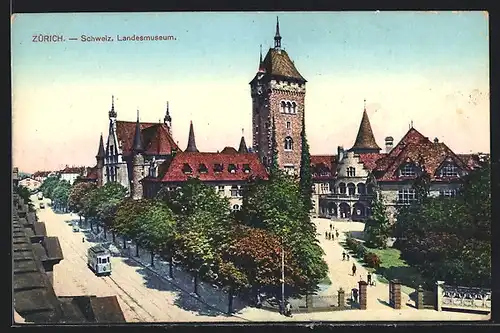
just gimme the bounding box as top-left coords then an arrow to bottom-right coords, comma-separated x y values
232,204 -> 240,212
284,137 -> 293,151
338,182 -> 346,194
292,102 -> 297,113
347,183 -> 356,196
280,101 -> 286,113
286,101 -> 292,113
357,183 -> 366,195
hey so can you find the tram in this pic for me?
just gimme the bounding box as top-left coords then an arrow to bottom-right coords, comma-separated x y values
87,245 -> 112,276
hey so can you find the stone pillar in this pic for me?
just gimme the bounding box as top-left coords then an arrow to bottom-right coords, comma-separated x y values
338,288 -> 345,308
358,281 -> 368,310
436,281 -> 445,311
306,293 -> 313,312
391,279 -> 401,309
417,285 -> 424,310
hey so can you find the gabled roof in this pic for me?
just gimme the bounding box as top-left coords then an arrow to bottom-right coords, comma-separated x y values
115,121 -> 180,157
60,166 -> 86,175
374,127 -> 471,182
311,155 -> 337,181
150,152 -> 268,183
220,146 -> 238,154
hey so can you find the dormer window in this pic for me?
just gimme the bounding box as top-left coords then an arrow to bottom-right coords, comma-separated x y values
214,163 -> 223,173
198,163 -> 208,174
439,163 -> 459,177
243,164 -> 251,173
228,164 -> 237,173
182,163 -> 192,174
400,163 -> 416,177
346,167 -> 356,177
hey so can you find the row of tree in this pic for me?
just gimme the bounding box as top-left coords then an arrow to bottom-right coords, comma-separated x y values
45,116 -> 328,314
39,176 -> 71,211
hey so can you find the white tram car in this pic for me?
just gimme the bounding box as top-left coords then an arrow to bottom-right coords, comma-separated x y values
87,245 -> 112,276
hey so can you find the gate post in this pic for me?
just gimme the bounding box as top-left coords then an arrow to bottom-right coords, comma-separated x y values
391,279 -> 401,309
416,285 -> 424,309
358,281 -> 368,310
436,281 -> 445,311
338,288 -> 345,308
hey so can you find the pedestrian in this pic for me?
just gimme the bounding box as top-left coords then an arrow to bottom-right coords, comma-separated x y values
329,223 -> 332,231
367,272 -> 372,286
327,232 -> 330,240
82,237 -> 85,243
336,230 -> 339,239
285,302 -> 292,317
347,253 -> 350,261
331,233 -> 335,241
352,288 -> 359,303
352,263 -> 357,276
342,251 -> 346,261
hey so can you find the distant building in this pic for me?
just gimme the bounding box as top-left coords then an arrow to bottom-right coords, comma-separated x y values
18,178 -> 42,192
59,166 -> 86,185
32,171 -> 52,184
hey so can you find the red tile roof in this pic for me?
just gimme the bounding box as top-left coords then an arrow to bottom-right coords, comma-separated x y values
220,146 -> 238,154
311,155 -> 337,180
149,152 -> 269,183
457,154 -> 483,170
33,171 -> 51,178
115,121 -> 179,157
60,166 -> 86,175
373,127 -> 471,182
357,153 -> 386,171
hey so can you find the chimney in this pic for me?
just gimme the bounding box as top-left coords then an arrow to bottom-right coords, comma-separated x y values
337,146 -> 344,162
434,137 -> 439,143
385,136 -> 394,153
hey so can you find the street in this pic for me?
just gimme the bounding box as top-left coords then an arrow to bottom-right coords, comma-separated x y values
33,196 -> 490,322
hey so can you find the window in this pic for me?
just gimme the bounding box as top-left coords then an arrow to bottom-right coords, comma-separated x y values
286,121 -> 291,129
284,137 -> 293,151
243,164 -> 251,173
98,258 -> 102,264
440,189 -> 457,197
238,186 -> 244,197
280,101 -> 286,113
255,125 -> 259,134
347,183 -> 356,196
182,163 -> 192,174
346,167 -> 356,177
292,102 -> 297,114
214,163 -> 223,173
262,156 -> 268,166
218,186 -> 225,195
232,204 -> 240,212
439,163 -> 459,177
228,164 -> 237,173
320,183 -> 329,193
284,165 -> 295,176
338,182 -> 346,194
230,185 -> 239,197
400,164 -> 416,177
398,188 -> 417,205
357,183 -> 366,195
198,163 -> 208,174
286,102 -> 292,113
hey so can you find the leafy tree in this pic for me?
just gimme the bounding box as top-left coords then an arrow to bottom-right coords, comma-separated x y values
299,113 -> 313,214
113,198 -> 151,253
14,185 -> 32,204
394,163 -> 491,288
95,182 -> 127,240
81,187 -> 101,230
40,176 -> 61,199
213,255 -> 249,314
68,182 -> 96,222
51,180 -> 71,211
364,191 -> 391,248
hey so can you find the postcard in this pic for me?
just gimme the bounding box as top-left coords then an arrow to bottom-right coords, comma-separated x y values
11,11 -> 491,324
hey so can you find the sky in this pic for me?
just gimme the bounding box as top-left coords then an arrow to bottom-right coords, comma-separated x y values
11,11 -> 490,174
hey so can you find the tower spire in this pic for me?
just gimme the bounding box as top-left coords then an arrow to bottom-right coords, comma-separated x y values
108,95 -> 117,119
185,120 -> 199,152
132,109 -> 144,152
164,101 -> 172,126
258,44 -> 266,73
274,16 -> 282,50
238,128 -> 248,153
96,133 -> 105,159
350,102 -> 381,153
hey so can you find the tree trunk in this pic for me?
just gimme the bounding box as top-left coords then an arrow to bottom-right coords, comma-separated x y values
228,288 -> 234,315
112,230 -> 116,243
168,255 -> 173,279
103,225 -> 107,239
96,224 -> 100,233
90,220 -> 93,232
136,244 -> 139,257
79,215 -> 82,223
150,251 -> 154,267
194,272 -> 199,295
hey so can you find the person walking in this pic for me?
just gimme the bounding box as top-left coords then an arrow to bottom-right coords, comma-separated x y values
335,230 -> 339,239
342,251 -> 346,261
347,253 -> 350,261
352,263 -> 357,276
329,223 -> 332,231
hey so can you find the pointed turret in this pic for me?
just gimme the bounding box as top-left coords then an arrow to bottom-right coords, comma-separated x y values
164,101 -> 172,126
108,95 -> 117,119
96,133 -> 105,160
258,44 -> 266,73
274,16 -> 282,50
132,110 -> 144,153
185,121 -> 199,152
350,99 -> 381,154
238,128 -> 248,153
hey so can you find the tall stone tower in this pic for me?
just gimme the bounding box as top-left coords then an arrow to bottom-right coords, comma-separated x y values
131,110 -> 145,200
250,17 -> 307,176
95,133 -> 105,187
